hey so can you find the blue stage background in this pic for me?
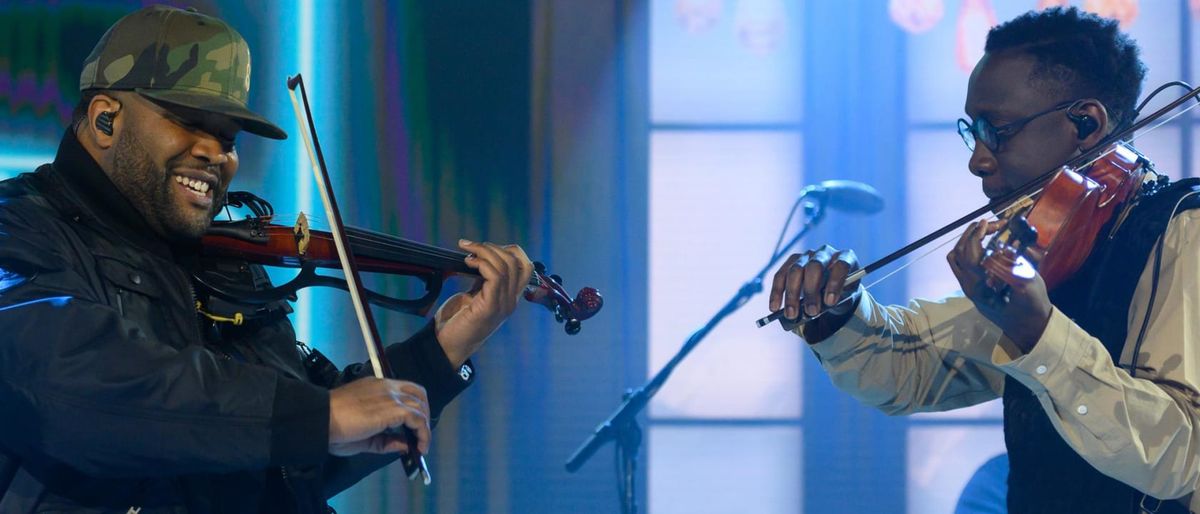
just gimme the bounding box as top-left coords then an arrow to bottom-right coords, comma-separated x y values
2,1 -> 1195,513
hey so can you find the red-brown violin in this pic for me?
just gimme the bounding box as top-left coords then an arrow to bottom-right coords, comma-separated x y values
979,140 -> 1147,296
197,194 -> 603,335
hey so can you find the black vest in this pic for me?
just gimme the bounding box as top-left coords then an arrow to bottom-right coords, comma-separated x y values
1004,177 -> 1200,514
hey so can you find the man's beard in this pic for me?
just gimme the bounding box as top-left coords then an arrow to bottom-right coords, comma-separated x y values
109,127 -> 225,240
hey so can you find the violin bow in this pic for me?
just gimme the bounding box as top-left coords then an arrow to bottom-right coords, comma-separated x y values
287,74 -> 432,485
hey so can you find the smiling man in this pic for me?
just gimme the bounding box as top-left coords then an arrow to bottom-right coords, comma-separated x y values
0,6 -> 531,512
80,91 -> 242,238
769,8 -> 1200,514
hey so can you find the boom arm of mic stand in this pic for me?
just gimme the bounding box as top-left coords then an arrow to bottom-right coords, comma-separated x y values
566,386 -> 649,472
565,207 -> 825,473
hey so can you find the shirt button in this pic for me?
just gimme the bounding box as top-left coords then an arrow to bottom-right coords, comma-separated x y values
129,273 -> 142,285
1077,405 -> 1088,415
1035,365 -> 1048,375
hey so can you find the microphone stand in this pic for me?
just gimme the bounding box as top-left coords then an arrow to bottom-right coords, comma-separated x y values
565,197 -> 829,514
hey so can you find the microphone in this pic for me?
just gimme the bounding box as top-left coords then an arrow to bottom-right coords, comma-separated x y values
803,180 -> 885,214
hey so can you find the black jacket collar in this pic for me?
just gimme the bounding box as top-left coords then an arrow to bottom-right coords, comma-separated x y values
50,129 -> 177,259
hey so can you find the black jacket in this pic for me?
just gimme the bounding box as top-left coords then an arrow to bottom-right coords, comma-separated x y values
0,130 -> 473,513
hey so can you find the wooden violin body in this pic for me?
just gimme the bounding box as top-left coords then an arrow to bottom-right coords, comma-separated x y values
983,142 -> 1149,293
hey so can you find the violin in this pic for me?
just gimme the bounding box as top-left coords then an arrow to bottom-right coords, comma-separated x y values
196,192 -> 604,334
757,84 -> 1200,328
979,141 -> 1148,298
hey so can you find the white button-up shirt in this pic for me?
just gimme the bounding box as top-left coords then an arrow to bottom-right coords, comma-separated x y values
800,209 -> 1200,511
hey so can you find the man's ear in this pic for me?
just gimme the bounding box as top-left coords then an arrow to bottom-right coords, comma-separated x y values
85,94 -> 123,149
1070,99 -> 1109,151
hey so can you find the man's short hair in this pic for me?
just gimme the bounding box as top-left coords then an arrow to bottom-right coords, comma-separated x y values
985,7 -> 1146,130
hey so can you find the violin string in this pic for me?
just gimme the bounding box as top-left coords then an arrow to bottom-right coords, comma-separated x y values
1073,102 -> 1195,172
346,229 -> 468,264
341,228 -> 546,286
348,233 -> 476,274
340,229 -> 545,286
858,193 -> 1036,292
261,211 -> 472,269
274,211 -> 469,264
863,234 -> 958,290
238,212 -> 538,284
1070,88 -> 1200,173
280,224 -> 538,286
350,227 -> 468,260
337,224 -> 454,256
1122,92 -> 1200,147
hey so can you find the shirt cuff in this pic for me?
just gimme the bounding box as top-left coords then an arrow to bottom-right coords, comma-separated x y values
805,288 -> 876,364
268,375 -> 330,467
991,307 -> 1083,394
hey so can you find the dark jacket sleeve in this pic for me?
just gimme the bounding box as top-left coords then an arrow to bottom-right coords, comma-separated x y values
319,320 -> 476,498
0,203 -> 330,478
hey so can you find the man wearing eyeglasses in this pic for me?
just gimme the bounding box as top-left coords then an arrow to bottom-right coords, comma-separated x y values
771,7 -> 1200,514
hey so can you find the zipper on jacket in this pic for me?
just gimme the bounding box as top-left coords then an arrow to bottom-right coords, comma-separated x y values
279,466 -> 300,510
182,272 -> 205,344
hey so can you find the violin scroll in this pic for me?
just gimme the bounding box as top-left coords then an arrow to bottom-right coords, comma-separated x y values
526,261 -> 604,335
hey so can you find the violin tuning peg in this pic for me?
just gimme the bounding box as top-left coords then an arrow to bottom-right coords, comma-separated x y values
550,274 -> 563,285
533,261 -> 547,274
564,319 -> 582,335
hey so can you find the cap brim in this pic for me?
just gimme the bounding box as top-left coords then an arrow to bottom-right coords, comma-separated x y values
136,88 -> 288,140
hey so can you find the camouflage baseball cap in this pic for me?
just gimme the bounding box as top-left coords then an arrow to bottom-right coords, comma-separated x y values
79,5 -> 286,140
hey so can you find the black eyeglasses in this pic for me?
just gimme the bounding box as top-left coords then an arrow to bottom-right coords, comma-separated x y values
957,101 -> 1076,153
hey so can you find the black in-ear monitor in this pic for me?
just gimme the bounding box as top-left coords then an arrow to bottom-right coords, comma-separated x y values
95,111 -> 116,136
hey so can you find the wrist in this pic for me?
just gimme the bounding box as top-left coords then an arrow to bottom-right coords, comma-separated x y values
434,322 -> 479,368
1008,308 -> 1052,354
800,293 -> 860,344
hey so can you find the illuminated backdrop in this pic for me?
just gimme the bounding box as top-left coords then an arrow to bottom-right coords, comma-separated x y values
1,1 -> 1196,513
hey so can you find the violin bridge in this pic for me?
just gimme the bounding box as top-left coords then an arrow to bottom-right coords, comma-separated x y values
1107,171 -> 1151,239
294,212 -> 311,256
992,196 -> 1035,247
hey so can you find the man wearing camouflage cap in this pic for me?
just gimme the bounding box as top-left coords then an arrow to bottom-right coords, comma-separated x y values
0,6 -> 531,512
